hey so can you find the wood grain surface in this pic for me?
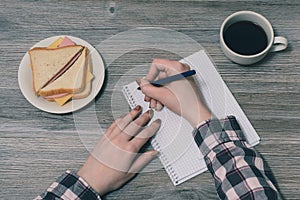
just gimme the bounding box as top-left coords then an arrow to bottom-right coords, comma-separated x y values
0,0 -> 299,199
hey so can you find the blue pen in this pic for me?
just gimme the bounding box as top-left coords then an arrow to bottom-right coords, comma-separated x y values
137,69 -> 196,90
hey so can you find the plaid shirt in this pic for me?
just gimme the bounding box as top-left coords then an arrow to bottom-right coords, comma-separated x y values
194,116 -> 281,199
35,170 -> 101,200
37,116 -> 280,200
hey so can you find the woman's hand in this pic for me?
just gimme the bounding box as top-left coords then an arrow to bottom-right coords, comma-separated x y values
77,106 -> 161,196
138,59 -> 211,127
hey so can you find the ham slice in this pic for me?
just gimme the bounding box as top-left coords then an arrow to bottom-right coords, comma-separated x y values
43,93 -> 69,100
59,36 -> 75,47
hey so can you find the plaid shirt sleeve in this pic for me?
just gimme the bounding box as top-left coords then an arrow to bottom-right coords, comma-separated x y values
193,116 -> 281,200
35,170 -> 101,200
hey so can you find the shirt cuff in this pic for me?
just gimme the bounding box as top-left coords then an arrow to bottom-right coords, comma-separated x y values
41,170 -> 101,200
193,116 -> 247,156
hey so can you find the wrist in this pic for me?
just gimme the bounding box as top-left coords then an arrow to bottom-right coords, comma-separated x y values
198,106 -> 212,124
77,156 -> 108,196
188,105 -> 212,127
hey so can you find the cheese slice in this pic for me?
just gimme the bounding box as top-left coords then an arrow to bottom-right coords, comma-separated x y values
48,37 -> 64,49
54,94 -> 73,106
86,71 -> 94,83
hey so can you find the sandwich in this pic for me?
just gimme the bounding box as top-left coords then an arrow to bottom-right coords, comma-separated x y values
28,36 -> 94,106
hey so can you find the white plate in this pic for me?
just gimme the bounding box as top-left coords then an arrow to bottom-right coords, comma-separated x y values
18,35 -> 105,114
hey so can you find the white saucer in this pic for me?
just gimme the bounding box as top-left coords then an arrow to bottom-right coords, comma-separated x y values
18,35 -> 105,114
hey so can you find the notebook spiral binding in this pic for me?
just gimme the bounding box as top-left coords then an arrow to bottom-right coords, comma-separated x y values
123,86 -> 137,108
151,138 -> 179,184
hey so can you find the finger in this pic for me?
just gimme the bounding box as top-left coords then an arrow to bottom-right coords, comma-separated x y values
140,80 -> 173,105
105,117 -> 122,138
144,95 -> 151,102
155,101 -> 164,111
137,79 -> 159,106
146,58 -> 179,81
157,72 -> 168,80
129,119 -> 161,150
137,79 -> 157,108
147,59 -> 190,81
121,109 -> 154,140
113,105 -> 142,136
150,98 -> 157,109
128,150 -> 159,173
145,60 -> 162,81
154,59 -> 190,72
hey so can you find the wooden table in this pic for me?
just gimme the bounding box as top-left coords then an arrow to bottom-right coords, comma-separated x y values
1,1 -> 299,199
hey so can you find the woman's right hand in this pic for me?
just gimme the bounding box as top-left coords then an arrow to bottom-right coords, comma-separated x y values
138,59 -> 212,127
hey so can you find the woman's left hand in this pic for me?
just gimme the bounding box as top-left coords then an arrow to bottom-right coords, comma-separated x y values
77,105 -> 161,196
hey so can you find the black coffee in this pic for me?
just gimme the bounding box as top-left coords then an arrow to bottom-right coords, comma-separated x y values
224,21 -> 268,55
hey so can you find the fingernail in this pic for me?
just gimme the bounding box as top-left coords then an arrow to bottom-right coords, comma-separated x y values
134,105 -> 141,111
140,78 -> 148,85
155,104 -> 161,111
156,104 -> 163,111
154,119 -> 161,126
152,150 -> 160,157
147,109 -> 154,118
154,118 -> 161,123
136,78 -> 141,85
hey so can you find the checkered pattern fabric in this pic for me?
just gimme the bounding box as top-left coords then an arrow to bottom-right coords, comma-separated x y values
194,116 -> 281,200
35,170 -> 101,200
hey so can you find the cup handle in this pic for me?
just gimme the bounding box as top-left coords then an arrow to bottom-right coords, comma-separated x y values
270,36 -> 288,52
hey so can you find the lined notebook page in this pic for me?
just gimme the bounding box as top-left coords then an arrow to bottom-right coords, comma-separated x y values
122,50 -> 260,185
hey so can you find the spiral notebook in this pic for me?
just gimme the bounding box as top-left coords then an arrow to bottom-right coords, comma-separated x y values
122,50 -> 260,185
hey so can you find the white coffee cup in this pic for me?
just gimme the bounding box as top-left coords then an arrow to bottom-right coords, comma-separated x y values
220,11 -> 288,65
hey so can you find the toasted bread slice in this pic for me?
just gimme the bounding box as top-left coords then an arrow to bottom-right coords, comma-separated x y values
38,47 -> 87,96
29,45 -> 84,94
49,55 -> 93,105
73,53 -> 94,99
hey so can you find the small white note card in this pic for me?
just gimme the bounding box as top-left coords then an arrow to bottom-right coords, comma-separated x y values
122,50 -> 260,185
